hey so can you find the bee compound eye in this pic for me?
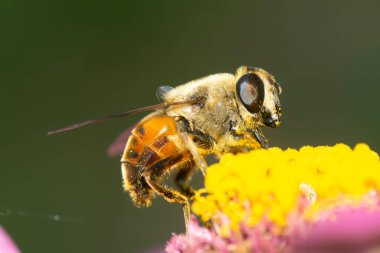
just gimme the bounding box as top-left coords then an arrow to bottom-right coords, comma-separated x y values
236,73 -> 265,114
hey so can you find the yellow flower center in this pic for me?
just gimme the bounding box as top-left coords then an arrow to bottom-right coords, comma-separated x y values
192,144 -> 380,231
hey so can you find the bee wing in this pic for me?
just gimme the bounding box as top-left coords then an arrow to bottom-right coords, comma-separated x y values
47,99 -> 200,136
107,97 -> 203,157
107,122 -> 138,157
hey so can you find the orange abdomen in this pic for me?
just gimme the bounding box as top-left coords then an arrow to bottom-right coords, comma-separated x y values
121,112 -> 191,207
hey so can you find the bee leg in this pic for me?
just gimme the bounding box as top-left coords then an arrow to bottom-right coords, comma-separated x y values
144,164 -> 191,232
252,128 -> 270,149
175,119 -> 208,176
175,160 -> 196,197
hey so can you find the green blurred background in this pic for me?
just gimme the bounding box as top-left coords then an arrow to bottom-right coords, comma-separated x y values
1,1 -> 379,252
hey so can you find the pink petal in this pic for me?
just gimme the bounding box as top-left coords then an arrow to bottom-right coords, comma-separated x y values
295,208 -> 380,253
0,226 -> 20,253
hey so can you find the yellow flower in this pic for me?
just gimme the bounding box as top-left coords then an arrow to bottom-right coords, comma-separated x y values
192,143 -> 380,232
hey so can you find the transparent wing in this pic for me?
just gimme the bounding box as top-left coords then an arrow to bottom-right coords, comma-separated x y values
107,122 -> 138,157
47,99 -> 199,136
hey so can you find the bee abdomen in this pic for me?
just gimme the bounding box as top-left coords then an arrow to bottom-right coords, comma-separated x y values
121,113 -> 182,207
121,161 -> 153,207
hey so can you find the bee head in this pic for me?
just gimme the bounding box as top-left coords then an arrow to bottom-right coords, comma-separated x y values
235,66 -> 282,128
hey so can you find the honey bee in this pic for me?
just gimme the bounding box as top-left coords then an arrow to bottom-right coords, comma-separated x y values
48,66 -> 282,228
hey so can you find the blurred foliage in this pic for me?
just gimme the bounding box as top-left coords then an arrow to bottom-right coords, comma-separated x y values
0,1 -> 379,252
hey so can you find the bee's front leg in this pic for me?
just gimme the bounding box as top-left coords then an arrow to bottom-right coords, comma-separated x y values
251,128 -> 270,149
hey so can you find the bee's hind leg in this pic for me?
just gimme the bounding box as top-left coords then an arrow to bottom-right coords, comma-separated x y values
144,157 -> 191,232
175,160 -> 196,197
